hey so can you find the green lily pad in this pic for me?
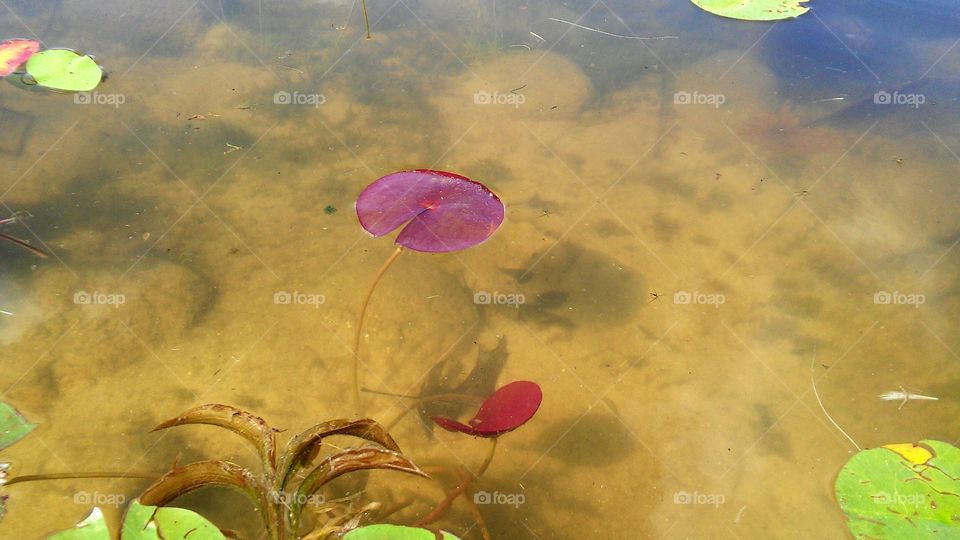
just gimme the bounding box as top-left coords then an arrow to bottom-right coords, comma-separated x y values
121,500 -> 226,540
835,440 -> 960,539
47,507 -> 110,540
25,49 -> 102,92
0,401 -> 36,450
690,0 -> 809,21
343,524 -> 462,540
46,500 -> 225,540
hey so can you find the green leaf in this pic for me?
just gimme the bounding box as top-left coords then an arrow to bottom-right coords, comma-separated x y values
835,440 -> 960,539
47,507 -> 110,540
25,49 -> 102,92
0,401 -> 36,450
690,0 -> 809,21
343,524 -> 462,540
121,499 -> 227,540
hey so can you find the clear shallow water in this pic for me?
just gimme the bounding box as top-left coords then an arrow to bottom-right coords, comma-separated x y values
1,0 -> 959,538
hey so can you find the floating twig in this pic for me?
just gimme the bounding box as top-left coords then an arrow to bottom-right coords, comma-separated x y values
546,18 -> 678,40
811,347 -> 861,451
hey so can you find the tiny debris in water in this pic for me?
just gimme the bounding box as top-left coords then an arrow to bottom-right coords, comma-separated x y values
878,386 -> 939,410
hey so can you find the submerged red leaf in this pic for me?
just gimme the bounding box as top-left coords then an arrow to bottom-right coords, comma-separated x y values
355,169 -> 505,253
432,380 -> 542,437
0,39 -> 40,77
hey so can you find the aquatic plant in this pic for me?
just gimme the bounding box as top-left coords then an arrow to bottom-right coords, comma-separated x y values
136,404 -> 428,539
24,49 -> 102,92
835,440 -> 960,537
2,403 -> 460,539
410,381 -> 542,539
352,170 -> 505,411
691,0 -> 810,21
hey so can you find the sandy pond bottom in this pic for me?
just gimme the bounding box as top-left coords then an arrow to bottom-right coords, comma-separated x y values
1,6 -> 960,540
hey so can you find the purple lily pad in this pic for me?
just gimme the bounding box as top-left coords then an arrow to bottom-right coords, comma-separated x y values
356,169 -> 505,253
432,380 -> 542,437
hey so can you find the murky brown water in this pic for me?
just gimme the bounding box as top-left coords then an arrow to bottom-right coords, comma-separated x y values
2,1 -> 959,538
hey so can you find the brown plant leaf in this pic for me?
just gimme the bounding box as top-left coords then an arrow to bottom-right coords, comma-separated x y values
153,404 -> 277,471
277,418 -> 400,490
140,460 -> 260,508
293,447 -> 428,515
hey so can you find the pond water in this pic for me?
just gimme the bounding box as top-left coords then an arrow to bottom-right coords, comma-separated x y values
1,0 -> 959,538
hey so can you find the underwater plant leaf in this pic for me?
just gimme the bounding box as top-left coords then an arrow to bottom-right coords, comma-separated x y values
139,460 -> 260,508
356,170 -> 505,253
24,49 -> 102,91
432,380 -> 542,437
121,499 -> 226,540
278,418 -> 401,490
690,0 -> 809,21
294,447 -> 428,515
343,524 -> 462,540
0,39 -> 39,77
0,400 -> 36,450
47,507 -> 110,539
835,439 -> 960,538
153,404 -> 276,471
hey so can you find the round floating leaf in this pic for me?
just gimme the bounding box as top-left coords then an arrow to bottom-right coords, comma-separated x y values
356,170 -> 505,253
690,0 -> 809,21
121,500 -> 226,540
25,49 -> 102,91
0,400 -> 36,450
343,524 -> 461,540
432,380 -> 542,437
835,440 -> 960,538
0,39 -> 39,76
47,507 -> 110,540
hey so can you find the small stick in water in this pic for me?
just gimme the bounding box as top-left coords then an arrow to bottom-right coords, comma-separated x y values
546,17 -> 678,40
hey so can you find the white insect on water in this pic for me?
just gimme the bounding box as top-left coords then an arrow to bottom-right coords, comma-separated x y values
878,386 -> 939,410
